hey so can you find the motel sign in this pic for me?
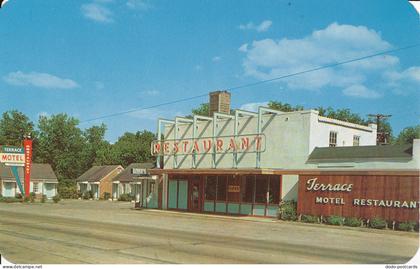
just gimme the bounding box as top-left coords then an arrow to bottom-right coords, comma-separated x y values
151,134 -> 266,156
0,146 -> 25,166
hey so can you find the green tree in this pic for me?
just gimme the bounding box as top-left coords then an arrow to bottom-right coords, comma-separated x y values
0,110 -> 34,146
191,103 -> 209,117
82,124 -> 113,167
35,114 -> 86,179
111,130 -> 155,167
395,125 -> 420,144
268,101 -> 304,112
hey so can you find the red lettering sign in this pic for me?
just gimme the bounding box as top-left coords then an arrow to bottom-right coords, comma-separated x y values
24,139 -> 32,198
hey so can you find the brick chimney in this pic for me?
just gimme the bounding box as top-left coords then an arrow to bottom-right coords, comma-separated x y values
209,90 -> 231,116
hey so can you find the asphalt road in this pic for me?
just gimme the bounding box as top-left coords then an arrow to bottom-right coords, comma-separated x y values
0,200 -> 418,264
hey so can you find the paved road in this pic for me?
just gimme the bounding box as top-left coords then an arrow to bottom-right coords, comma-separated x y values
0,200 -> 418,264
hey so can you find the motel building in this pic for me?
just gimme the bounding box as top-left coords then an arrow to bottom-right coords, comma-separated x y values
0,163 -> 58,199
145,91 -> 419,223
112,162 -> 157,206
76,165 -> 123,199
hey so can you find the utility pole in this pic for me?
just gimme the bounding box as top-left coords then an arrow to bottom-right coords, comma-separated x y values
368,114 -> 392,145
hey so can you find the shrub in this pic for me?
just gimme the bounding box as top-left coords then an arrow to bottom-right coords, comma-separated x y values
15,193 -> 22,199
52,194 -> 61,203
29,192 -> 36,203
103,192 -> 111,200
82,190 -> 94,200
301,215 -> 319,223
326,215 -> 344,226
41,195 -> 47,203
344,217 -> 362,227
118,193 -> 134,202
0,197 -> 21,203
23,196 -> 30,203
370,217 -> 387,229
58,179 -> 79,199
397,221 -> 416,232
278,200 -> 297,221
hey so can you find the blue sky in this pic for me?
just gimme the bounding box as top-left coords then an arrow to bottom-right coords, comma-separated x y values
0,0 -> 419,142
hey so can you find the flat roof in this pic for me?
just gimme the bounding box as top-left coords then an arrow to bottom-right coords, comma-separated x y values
307,144 -> 413,162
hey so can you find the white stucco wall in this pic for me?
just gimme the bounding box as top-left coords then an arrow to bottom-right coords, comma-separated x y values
161,109 -> 379,170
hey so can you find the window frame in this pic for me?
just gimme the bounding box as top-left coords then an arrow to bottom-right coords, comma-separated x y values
329,131 -> 337,147
33,182 -> 39,193
353,135 -> 360,146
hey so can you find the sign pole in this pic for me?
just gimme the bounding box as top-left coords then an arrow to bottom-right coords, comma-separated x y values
23,137 -> 33,198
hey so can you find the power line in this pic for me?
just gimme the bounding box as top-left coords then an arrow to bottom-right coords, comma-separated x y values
80,43 -> 420,124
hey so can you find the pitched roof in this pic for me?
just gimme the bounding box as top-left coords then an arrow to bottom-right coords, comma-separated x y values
0,163 -> 58,182
76,165 -> 122,182
307,144 -> 413,163
113,162 -> 155,182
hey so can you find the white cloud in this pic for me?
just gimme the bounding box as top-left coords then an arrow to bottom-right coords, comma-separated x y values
238,43 -> 248,52
240,22 -> 420,98
342,84 -> 381,99
239,20 -> 272,32
126,0 -> 151,10
3,71 -> 79,89
81,3 -> 113,23
212,56 -> 221,62
239,101 -> 269,112
141,90 -> 160,96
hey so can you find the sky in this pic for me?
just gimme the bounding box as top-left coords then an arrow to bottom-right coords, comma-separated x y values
0,0 -> 419,142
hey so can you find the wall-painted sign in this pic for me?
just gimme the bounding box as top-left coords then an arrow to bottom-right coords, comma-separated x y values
0,146 -> 25,166
151,134 -> 265,156
298,175 -> 420,222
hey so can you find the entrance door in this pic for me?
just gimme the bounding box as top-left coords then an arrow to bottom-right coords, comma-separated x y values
189,177 -> 202,212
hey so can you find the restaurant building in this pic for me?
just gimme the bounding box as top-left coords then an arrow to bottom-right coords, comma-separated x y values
146,91 -> 418,222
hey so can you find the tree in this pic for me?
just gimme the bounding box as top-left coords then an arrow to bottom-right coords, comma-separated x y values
191,103 -> 209,117
35,114 -> 86,179
111,130 -> 155,167
0,110 -> 34,146
395,125 -> 420,145
82,124 -> 113,167
268,101 -> 304,112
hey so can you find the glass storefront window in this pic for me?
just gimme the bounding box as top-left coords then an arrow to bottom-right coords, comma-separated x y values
242,175 -> 255,203
255,175 -> 268,203
205,176 -> 217,200
216,176 -> 227,201
269,176 -> 280,204
227,176 -> 240,202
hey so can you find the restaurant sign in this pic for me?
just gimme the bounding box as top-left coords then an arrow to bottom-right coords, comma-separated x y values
151,134 -> 266,156
306,177 -> 419,208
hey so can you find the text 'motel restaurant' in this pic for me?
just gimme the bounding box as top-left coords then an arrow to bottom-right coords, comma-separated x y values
146,91 -> 419,222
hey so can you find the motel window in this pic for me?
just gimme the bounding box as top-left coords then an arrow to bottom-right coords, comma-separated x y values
329,131 -> 337,147
255,175 -> 269,203
268,176 -> 280,205
241,176 -> 255,203
353,135 -> 360,146
33,183 -> 39,193
216,176 -> 227,201
205,176 -> 217,200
